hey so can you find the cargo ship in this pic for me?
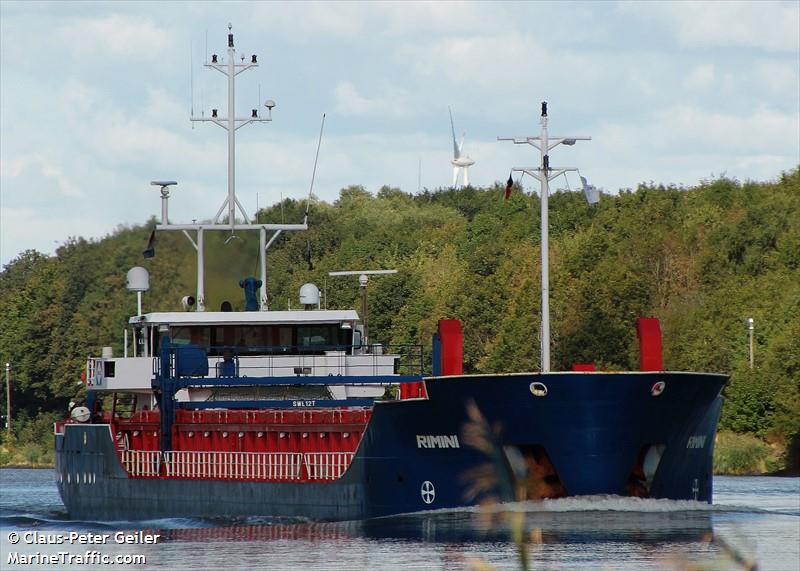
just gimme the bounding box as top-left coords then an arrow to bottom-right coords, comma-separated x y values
55,28 -> 727,521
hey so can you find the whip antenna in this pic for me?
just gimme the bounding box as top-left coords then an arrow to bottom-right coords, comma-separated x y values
190,40 -> 194,127
305,113 -> 326,223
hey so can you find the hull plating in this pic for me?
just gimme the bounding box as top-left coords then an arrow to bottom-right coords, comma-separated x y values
56,372 -> 725,521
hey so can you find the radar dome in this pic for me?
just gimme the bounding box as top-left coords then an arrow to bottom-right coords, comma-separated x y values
299,283 -> 320,307
126,267 -> 150,292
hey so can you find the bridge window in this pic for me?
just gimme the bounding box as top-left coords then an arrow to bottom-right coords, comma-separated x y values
166,324 -> 353,355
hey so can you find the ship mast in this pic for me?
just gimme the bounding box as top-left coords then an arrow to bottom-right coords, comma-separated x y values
154,25 -> 307,312
498,102 -> 591,373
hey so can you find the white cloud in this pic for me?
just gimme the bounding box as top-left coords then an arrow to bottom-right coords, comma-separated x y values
1,154 -> 83,197
598,105 -> 799,155
589,104 -> 799,192
57,14 -> 171,57
752,60 -> 800,96
252,2 -> 367,42
683,64 -> 715,90
398,34 -> 545,87
333,81 -> 412,118
620,1 -> 800,53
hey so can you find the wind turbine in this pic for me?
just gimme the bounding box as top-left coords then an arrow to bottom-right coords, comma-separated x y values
449,106 -> 475,188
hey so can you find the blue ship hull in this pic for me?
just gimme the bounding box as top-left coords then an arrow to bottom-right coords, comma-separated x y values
55,371 -> 725,521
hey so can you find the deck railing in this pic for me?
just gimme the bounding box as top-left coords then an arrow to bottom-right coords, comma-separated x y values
120,450 -> 161,477
304,452 -> 355,481
163,451 -> 303,481
121,449 -> 355,482
158,343 -> 425,379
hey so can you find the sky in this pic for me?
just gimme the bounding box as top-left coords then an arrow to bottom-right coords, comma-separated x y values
1,1 -> 798,267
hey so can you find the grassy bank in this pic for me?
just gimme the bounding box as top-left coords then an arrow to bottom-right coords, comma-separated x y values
713,431 -> 786,475
0,411 -> 59,468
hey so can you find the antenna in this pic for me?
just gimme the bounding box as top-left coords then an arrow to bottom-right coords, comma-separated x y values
305,113 -> 326,223
498,101 -> 592,373
328,270 -> 398,348
190,40 -> 194,118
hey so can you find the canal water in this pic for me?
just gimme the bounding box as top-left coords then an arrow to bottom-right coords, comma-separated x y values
1,469 -> 798,570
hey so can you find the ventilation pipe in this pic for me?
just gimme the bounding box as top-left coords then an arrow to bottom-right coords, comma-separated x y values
636,317 -> 663,371
436,320 -> 463,376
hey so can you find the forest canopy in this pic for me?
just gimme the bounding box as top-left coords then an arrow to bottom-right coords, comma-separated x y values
1,169 -> 798,469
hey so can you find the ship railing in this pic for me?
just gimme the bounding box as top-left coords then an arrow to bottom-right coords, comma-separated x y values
120,450 -> 356,481
163,451 -> 304,481
304,452 -> 355,481
158,343 -> 425,380
120,450 -> 161,477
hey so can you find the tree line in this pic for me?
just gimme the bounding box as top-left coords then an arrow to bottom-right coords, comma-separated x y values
1,169 -> 797,470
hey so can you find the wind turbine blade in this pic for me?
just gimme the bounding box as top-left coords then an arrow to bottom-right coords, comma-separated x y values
459,132 -> 465,154
463,166 -> 469,187
453,166 -> 459,188
449,106 -> 460,159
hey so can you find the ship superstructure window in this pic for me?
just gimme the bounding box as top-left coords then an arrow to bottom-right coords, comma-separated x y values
299,325 -> 334,347
166,324 -> 353,355
171,326 -> 210,347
